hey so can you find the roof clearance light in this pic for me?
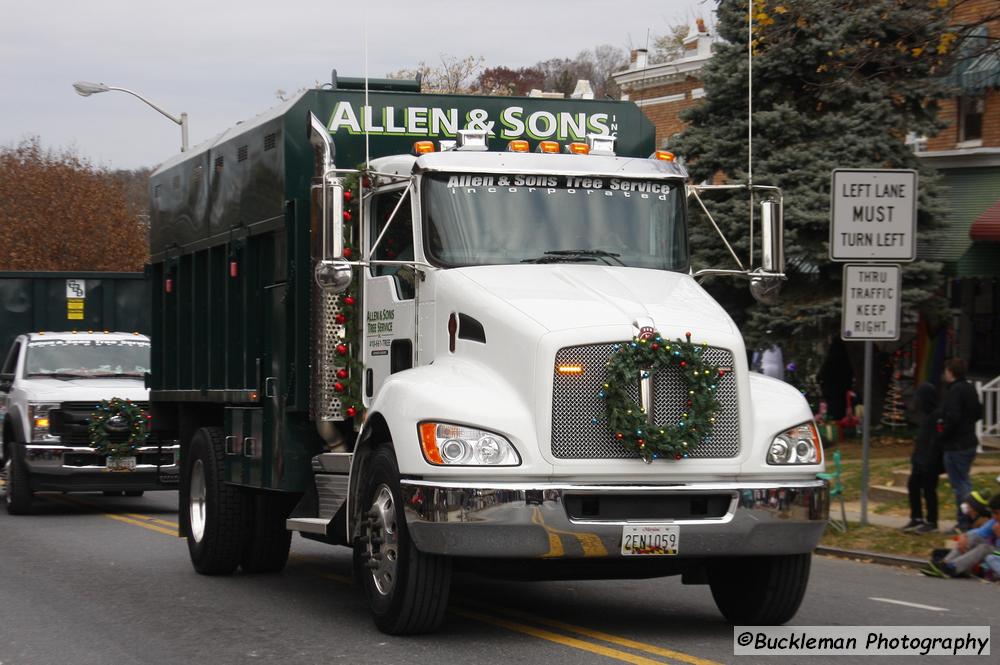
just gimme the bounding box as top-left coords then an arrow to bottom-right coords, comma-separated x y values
587,134 -> 616,156
555,363 -> 585,375
566,142 -> 590,155
507,140 -> 530,153
413,140 -> 435,155
537,141 -> 560,154
654,150 -> 676,162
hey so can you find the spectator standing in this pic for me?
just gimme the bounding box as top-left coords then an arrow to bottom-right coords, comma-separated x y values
901,382 -> 943,533
938,358 -> 983,532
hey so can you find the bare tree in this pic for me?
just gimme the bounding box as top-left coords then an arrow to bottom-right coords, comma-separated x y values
388,54 -> 485,94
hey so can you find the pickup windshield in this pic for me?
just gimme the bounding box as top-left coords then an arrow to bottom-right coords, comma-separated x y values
424,172 -> 687,270
25,339 -> 150,378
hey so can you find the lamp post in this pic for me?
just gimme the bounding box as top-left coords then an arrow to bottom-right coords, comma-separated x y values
73,81 -> 189,153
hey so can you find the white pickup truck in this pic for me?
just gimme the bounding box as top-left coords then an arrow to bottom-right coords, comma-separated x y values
0,332 -> 179,513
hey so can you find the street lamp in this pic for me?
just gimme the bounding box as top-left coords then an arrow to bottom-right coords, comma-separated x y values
72,81 -> 189,153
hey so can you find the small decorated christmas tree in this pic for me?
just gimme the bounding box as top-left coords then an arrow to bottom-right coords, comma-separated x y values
881,371 -> 907,428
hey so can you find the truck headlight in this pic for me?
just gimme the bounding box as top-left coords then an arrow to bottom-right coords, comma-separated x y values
766,422 -> 822,465
29,402 -> 61,441
418,422 -> 520,466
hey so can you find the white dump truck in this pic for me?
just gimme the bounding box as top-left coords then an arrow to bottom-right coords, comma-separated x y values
147,76 -> 828,635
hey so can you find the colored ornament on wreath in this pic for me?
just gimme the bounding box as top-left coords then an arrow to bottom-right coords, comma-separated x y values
600,330 -> 720,463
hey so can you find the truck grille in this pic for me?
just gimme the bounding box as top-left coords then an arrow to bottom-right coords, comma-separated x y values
50,401 -> 149,446
551,344 -> 739,459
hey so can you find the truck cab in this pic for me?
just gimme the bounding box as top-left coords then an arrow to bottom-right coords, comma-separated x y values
1,332 -> 179,513
147,80 -> 828,636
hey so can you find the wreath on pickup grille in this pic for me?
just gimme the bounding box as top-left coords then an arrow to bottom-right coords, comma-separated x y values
600,331 -> 723,463
88,398 -> 149,458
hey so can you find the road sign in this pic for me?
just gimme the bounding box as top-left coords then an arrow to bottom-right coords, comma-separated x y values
830,169 -> 917,262
841,264 -> 901,341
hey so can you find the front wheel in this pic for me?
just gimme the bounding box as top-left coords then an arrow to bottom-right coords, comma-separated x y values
186,427 -> 247,575
354,446 -> 452,635
708,553 -> 811,625
4,453 -> 33,515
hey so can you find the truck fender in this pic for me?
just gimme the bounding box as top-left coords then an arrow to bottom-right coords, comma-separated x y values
3,405 -> 27,455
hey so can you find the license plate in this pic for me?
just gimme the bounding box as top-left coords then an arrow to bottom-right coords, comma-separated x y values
621,524 -> 679,556
106,456 -> 136,472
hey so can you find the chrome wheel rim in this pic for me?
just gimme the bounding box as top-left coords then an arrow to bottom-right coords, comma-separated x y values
366,484 -> 400,596
189,459 -> 207,543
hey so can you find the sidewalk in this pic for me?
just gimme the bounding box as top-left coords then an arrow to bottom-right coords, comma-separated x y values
841,500 -> 958,532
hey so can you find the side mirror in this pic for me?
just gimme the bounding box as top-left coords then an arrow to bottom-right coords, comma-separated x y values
760,199 -> 783,274
0,379 -> 12,393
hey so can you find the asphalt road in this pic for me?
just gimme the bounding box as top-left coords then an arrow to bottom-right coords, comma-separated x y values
0,490 -> 995,665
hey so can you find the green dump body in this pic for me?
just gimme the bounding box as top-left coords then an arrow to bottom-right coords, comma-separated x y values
148,86 -> 656,492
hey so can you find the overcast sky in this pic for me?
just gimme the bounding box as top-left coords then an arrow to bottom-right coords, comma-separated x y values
1,0 -> 712,171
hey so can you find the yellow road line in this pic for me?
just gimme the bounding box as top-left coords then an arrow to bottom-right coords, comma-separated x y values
123,513 -> 179,529
465,602 -> 722,665
453,608 -> 669,664
104,512 -> 178,536
531,506 -> 608,557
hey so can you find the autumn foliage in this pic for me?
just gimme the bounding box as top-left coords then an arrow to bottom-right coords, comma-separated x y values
0,138 -> 148,271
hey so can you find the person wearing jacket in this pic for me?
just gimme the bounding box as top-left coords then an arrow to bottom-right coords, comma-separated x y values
901,382 -> 943,533
938,358 -> 983,532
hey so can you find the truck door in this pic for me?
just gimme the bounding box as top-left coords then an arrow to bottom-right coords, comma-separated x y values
362,186 -> 416,404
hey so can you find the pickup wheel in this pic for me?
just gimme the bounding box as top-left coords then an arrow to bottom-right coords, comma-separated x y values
240,491 -> 295,574
354,446 -> 452,635
186,426 -> 247,575
708,553 -> 811,625
4,452 -> 33,515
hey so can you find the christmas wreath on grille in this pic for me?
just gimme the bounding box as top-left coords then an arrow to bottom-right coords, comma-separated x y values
600,331 -> 724,463
88,398 -> 149,458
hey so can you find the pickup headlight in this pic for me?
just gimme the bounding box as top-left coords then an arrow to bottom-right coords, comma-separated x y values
766,421 -> 822,465
29,402 -> 61,441
418,422 -> 520,466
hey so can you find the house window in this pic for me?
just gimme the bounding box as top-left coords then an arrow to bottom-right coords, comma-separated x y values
959,96 -> 984,144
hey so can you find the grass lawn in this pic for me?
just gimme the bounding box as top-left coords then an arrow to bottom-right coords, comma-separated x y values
819,522 -> 957,558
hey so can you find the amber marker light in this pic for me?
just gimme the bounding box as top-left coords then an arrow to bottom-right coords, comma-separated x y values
555,363 -> 584,375
34,417 -> 50,428
413,140 -> 435,155
419,422 -> 444,464
507,140 -> 530,152
566,142 -> 590,155
537,141 -> 560,154
654,150 -> 676,162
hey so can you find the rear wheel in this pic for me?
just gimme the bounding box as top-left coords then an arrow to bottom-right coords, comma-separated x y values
708,553 -> 811,625
354,446 -> 452,635
240,491 -> 295,574
186,427 -> 246,575
4,451 -> 33,515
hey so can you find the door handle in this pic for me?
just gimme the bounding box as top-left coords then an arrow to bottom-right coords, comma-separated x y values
264,376 -> 277,398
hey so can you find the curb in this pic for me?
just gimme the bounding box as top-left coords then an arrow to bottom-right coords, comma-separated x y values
816,546 -> 926,570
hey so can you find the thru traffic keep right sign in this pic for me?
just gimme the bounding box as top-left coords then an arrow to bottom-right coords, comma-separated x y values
841,264 -> 901,341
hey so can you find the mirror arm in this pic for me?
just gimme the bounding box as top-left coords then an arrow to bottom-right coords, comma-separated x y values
689,187 -> 745,271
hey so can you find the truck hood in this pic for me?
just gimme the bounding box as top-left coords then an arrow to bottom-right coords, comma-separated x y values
453,265 -> 737,335
18,377 -> 148,403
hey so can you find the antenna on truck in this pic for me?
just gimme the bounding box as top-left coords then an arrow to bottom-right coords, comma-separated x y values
747,0 -> 754,266
363,11 -> 371,169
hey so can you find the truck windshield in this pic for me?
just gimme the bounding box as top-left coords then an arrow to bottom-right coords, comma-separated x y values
424,172 -> 687,270
25,339 -> 150,378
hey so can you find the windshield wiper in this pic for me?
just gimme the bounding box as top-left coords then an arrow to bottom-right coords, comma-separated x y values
26,372 -> 92,379
531,249 -> 625,266
520,255 -> 598,264
91,372 -> 144,378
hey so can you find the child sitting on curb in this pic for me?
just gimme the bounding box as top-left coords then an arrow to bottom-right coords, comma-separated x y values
922,494 -> 1000,579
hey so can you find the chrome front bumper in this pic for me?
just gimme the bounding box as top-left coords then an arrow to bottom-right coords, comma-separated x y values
24,444 -> 180,477
400,479 -> 829,559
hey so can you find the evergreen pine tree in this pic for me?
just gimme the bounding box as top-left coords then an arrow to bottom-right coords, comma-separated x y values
669,0 -> 952,356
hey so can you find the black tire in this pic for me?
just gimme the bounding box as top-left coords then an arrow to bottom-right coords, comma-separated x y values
708,553 -> 811,625
103,490 -> 124,497
240,491 -> 295,574
4,452 -> 33,515
186,427 -> 247,575
124,490 -> 144,497
354,446 -> 452,635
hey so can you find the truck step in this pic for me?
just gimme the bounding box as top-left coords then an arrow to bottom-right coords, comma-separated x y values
285,517 -> 330,534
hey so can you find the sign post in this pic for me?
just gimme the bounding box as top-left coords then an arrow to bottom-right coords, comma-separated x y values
830,169 -> 916,526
